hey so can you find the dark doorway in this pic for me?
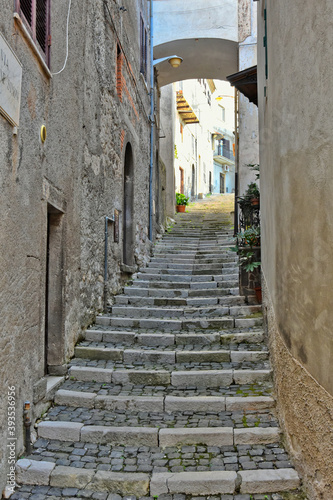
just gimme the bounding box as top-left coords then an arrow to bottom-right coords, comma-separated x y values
209,171 -> 212,193
45,205 -> 64,374
123,143 -> 134,266
191,165 -> 195,197
220,173 -> 225,193
179,167 -> 184,194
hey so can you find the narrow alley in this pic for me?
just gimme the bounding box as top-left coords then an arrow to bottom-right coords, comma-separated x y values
14,196 -> 303,500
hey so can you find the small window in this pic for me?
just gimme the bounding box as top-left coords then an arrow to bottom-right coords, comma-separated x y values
116,44 -> 123,101
15,0 -> 51,66
220,105 -> 226,121
140,15 -> 148,80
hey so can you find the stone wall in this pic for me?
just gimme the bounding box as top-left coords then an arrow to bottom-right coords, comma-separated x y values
257,0 -> 333,497
262,274 -> 333,500
0,0 -> 156,493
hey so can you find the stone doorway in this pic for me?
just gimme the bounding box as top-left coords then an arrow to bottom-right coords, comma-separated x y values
123,143 -> 134,266
45,204 -> 64,374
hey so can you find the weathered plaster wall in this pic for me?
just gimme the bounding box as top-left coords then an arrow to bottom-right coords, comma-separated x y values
258,0 -> 333,497
238,0 -> 259,196
0,0 -> 154,493
262,274 -> 333,500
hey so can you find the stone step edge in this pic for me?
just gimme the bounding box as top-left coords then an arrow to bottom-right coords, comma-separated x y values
68,366 -> 272,386
83,329 -> 265,346
96,316 -> 263,330
37,420 -> 281,447
15,461 -> 300,496
73,346 -> 268,363
54,390 -> 275,412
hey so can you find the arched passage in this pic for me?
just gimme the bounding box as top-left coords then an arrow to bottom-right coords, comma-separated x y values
123,143 -> 134,266
153,0 -> 239,87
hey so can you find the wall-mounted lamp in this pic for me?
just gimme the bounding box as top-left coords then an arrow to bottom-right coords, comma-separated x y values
153,55 -> 183,68
215,95 -> 235,101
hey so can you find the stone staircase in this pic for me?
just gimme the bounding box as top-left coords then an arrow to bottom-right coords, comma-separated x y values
15,198 -> 303,499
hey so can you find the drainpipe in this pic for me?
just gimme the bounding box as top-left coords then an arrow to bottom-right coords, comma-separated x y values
234,88 -> 239,236
149,0 -> 154,241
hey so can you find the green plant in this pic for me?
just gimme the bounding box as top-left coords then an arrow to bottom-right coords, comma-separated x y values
175,192 -> 189,206
247,163 -> 260,180
246,182 -> 260,199
230,226 -> 261,272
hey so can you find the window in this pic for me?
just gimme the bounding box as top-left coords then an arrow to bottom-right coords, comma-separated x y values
15,0 -> 51,66
116,44 -> 123,101
140,15 -> 148,80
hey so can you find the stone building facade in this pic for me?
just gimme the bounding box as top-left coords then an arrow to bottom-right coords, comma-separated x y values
257,1 -> 333,498
0,0 -> 159,491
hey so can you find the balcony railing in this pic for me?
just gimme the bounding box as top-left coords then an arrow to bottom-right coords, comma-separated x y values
214,146 -> 234,160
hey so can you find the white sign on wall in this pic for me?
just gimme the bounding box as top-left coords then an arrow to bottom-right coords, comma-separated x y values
0,32 -> 22,127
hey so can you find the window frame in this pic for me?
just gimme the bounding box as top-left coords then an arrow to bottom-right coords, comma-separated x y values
14,0 -> 51,67
140,14 -> 148,80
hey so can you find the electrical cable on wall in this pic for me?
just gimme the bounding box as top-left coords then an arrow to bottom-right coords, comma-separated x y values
52,0 -> 72,75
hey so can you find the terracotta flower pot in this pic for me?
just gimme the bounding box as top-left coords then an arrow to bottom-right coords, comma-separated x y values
176,205 -> 186,213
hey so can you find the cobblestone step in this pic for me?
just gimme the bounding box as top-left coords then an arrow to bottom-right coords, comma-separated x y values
14,199 -> 302,499
83,328 -> 266,347
59,378 -> 274,398
109,305 -> 260,319
73,345 -> 268,364
36,421 -> 281,447
68,365 -> 272,387
53,390 -> 275,412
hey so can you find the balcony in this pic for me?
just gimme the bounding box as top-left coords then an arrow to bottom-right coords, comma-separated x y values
213,145 -> 235,166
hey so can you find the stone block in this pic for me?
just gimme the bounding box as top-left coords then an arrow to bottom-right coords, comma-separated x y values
230,351 -> 268,362
81,425 -> 158,446
176,350 -> 230,363
50,466 -> 95,488
225,396 -> 275,411
33,378 -> 47,403
90,471 -> 149,496
175,333 -> 220,345
172,370 -> 233,388
112,369 -> 170,386
85,329 -> 103,341
74,347 -> 123,361
123,349 -> 175,364
95,395 -> 164,412
234,427 -> 281,445
38,421 -> 83,441
137,333 -> 175,346
239,468 -> 300,493
54,389 -> 96,408
151,471 -> 237,495
233,370 -> 272,384
95,316 -> 111,326
164,396 -> 226,412
69,366 -> 113,383
16,459 -> 55,485
103,331 -> 136,344
159,427 -> 233,447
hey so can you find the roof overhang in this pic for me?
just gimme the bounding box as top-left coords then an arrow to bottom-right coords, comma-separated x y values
227,65 -> 257,106
176,91 -> 199,124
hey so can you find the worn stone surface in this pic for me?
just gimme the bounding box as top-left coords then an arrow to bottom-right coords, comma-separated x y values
50,466 -> 94,489
90,472 -> 150,496
16,460 -> 55,486
239,468 -> 300,493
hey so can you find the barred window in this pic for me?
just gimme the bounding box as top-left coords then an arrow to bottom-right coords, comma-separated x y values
15,0 -> 51,66
140,15 -> 147,80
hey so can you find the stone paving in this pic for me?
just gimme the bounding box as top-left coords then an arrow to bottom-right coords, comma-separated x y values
14,195 -> 305,499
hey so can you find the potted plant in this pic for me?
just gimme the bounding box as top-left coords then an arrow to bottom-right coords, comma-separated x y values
175,192 -> 189,213
231,225 -> 261,303
246,182 -> 260,206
